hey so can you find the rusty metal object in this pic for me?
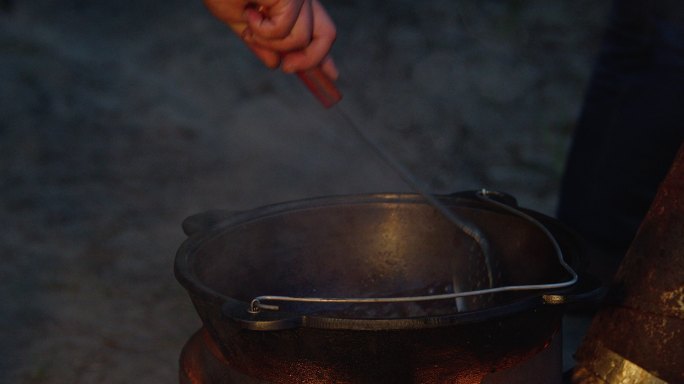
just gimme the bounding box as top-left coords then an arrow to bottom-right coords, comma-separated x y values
180,326 -> 564,384
572,341 -> 667,384
180,328 -> 270,384
572,143 -> 684,384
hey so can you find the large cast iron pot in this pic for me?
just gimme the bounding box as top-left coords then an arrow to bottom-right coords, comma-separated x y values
175,192 -> 599,383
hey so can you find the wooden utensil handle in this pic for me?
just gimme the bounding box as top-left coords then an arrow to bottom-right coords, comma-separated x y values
296,66 -> 342,108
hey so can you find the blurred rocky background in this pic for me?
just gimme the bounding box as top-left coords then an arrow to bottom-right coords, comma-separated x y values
1,0 -> 609,382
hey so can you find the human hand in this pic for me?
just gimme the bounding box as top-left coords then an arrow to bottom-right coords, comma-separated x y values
203,0 -> 338,80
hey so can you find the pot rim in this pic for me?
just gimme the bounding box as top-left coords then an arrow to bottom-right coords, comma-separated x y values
174,192 -> 597,331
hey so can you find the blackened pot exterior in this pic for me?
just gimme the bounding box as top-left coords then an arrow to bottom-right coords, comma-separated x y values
175,193 -> 595,383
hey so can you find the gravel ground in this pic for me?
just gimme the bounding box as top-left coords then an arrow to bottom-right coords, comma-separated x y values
1,0 -> 608,382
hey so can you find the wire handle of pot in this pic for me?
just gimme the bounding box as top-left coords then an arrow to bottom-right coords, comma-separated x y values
248,189 -> 579,314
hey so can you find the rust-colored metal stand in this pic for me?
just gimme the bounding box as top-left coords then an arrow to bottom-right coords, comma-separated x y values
179,326 -> 563,384
572,143 -> 684,383
179,328 -> 270,384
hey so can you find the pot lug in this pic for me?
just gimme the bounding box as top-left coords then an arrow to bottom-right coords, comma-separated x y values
542,276 -> 606,306
182,209 -> 241,236
221,302 -> 304,331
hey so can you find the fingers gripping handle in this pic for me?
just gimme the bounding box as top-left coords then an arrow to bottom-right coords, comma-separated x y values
296,67 -> 343,108
252,22 -> 340,106
249,5 -> 341,108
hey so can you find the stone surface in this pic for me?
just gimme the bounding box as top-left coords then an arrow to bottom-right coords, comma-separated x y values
0,0 -> 609,382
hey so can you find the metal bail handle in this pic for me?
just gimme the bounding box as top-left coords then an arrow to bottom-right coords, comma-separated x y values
248,189 -> 579,313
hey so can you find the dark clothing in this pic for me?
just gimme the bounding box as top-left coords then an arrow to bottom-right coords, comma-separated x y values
557,0 -> 684,273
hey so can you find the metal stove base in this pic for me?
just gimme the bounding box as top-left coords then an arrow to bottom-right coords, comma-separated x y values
180,327 -> 562,384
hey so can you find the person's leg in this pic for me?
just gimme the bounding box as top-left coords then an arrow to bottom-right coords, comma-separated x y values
557,0 -> 684,280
